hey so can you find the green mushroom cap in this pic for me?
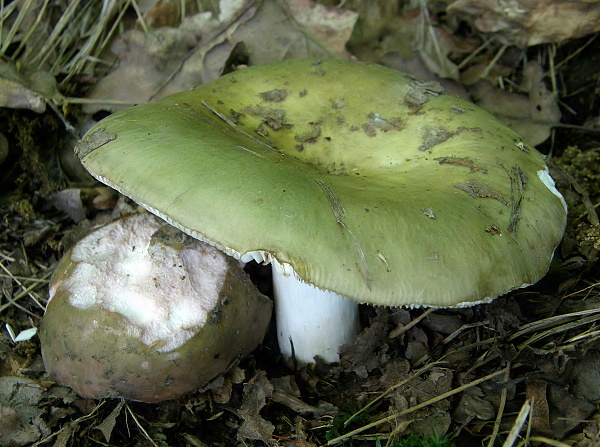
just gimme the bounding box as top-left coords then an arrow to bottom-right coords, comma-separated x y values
76,59 -> 567,308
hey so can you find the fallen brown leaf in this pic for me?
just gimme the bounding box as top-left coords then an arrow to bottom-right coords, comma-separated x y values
447,0 -> 600,47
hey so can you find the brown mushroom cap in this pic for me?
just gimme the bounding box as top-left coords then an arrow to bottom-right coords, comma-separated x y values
40,214 -> 272,402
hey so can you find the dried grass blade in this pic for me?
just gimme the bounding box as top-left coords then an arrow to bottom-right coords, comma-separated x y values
517,313 -> 600,350
526,437 -> 571,447
329,367 -> 508,446
343,360 -> 445,428
509,308 -> 600,340
1,0 -> 36,53
63,0 -> 127,81
502,399 -> 531,447
0,269 -> 52,314
125,402 -> 159,447
487,363 -> 511,447
29,0 -> 81,67
10,0 -> 51,59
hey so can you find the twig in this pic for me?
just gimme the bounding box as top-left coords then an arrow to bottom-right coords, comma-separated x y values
32,401 -> 105,446
329,367 -> 508,445
0,274 -> 49,282
130,0 -> 149,34
502,399 -> 531,447
553,33 -> 598,72
509,307 -> 600,340
269,434 -> 317,445
483,43 -> 508,81
343,360 -> 445,427
457,37 -> 495,70
487,363 -> 511,447
392,308 -> 436,338
0,269 -> 52,315
526,436 -> 571,447
125,402 -> 159,447
516,313 -> 600,350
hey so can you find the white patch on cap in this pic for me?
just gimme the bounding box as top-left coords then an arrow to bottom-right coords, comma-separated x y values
57,213 -> 229,352
537,168 -> 567,212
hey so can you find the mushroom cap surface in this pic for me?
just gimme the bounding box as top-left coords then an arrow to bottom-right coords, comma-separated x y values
76,59 -> 567,307
40,213 -> 272,402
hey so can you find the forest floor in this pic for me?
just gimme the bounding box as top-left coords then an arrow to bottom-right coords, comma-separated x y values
1,1 -> 599,446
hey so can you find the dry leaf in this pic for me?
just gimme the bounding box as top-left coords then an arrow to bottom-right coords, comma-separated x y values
563,413 -> 600,446
283,0 -> 357,59
454,388 -> 496,422
548,383 -> 596,438
389,367 -> 453,437
94,401 -> 125,443
0,377 -> 49,447
140,0 -> 206,29
421,312 -> 464,335
49,189 -> 86,223
0,60 -> 62,112
468,61 -> 560,145
571,351 -> 600,403
84,0 -> 358,113
271,376 -> 337,416
350,5 -> 463,82
236,371 -> 274,442
339,320 -> 389,378
447,0 -> 600,47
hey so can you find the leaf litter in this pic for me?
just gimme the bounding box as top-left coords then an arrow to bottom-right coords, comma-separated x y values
82,0 -> 358,113
0,0 -> 599,446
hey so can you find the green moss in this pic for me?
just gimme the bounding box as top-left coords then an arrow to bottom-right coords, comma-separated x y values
390,434 -> 455,447
325,409 -> 372,442
325,410 -> 454,447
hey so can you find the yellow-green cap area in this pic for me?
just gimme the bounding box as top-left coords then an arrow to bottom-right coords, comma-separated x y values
76,59 -> 567,307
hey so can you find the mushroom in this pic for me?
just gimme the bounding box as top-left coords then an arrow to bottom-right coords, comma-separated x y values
74,59 -> 567,364
39,213 -> 272,402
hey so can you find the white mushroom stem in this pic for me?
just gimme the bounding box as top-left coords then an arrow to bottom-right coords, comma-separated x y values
271,259 -> 360,363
